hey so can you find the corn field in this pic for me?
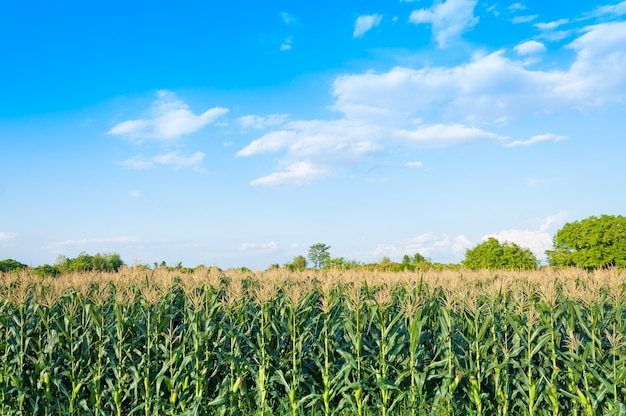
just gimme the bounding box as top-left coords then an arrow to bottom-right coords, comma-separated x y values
0,267 -> 624,415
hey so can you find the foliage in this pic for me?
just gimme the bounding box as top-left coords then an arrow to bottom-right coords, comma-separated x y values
0,259 -> 27,272
33,264 -> 62,277
308,243 -> 331,270
0,267 -> 624,415
547,214 -> 626,270
462,237 -> 538,270
324,256 -> 362,269
57,252 -> 124,273
285,255 -> 307,271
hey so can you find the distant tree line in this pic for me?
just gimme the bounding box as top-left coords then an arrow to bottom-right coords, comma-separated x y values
0,252 -> 125,276
2,215 -> 624,275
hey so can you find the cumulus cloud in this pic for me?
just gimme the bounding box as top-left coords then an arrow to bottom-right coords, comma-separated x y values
353,14 -> 383,38
108,90 -> 228,141
238,22 -> 626,186
506,133 -> 566,147
485,211 -> 568,260
120,151 -> 206,171
333,22 -> 626,121
409,0 -> 479,48
372,233 -> 471,262
405,233 -> 472,258
514,40 -> 546,56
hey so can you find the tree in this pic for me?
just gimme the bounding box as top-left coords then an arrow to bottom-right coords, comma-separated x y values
308,243 -> 331,270
546,214 -> 626,270
285,255 -> 307,271
0,259 -> 27,272
462,237 -> 538,270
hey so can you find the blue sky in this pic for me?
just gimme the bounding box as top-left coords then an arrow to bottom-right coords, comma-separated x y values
1,0 -> 625,269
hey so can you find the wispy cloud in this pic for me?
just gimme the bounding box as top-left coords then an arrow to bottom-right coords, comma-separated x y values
588,1 -> 626,18
108,90 -> 228,142
281,12 -> 297,25
128,190 -> 142,198
249,161 -> 328,187
409,0 -> 479,48
45,236 -> 138,253
405,161 -> 423,168
120,151 -> 206,171
508,2 -> 526,11
512,15 -> 538,24
239,241 -> 279,251
353,14 -> 383,38
506,133 -> 565,147
0,232 -> 17,242
534,19 -> 569,31
280,36 -> 293,51
238,113 -> 289,130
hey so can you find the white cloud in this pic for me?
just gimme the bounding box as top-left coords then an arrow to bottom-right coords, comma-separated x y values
333,23 -> 626,121
281,12 -> 297,25
512,15 -> 538,24
589,1 -> 626,18
353,14 -> 383,38
508,2 -> 526,11
129,190 -> 142,198
485,229 -> 552,259
405,161 -> 423,168
119,156 -> 152,170
238,114 -> 289,130
45,236 -> 138,253
152,151 -> 205,170
534,19 -> 569,31
485,211 -> 568,260
404,233 -> 472,260
108,90 -> 228,141
249,161 -> 328,187
514,40 -> 546,56
409,0 -> 479,48
121,151 -> 205,171
506,133 -> 566,147
238,22 -> 626,186
280,36 -> 293,51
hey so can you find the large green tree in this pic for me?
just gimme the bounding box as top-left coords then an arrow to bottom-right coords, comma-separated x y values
308,243 -> 331,270
546,214 -> 626,270
462,237 -> 538,270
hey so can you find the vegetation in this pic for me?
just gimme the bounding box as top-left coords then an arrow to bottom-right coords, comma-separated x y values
308,243 -> 331,270
56,252 -> 124,274
547,214 -> 626,270
0,259 -> 27,273
0,267 -> 624,415
462,237 -> 539,270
